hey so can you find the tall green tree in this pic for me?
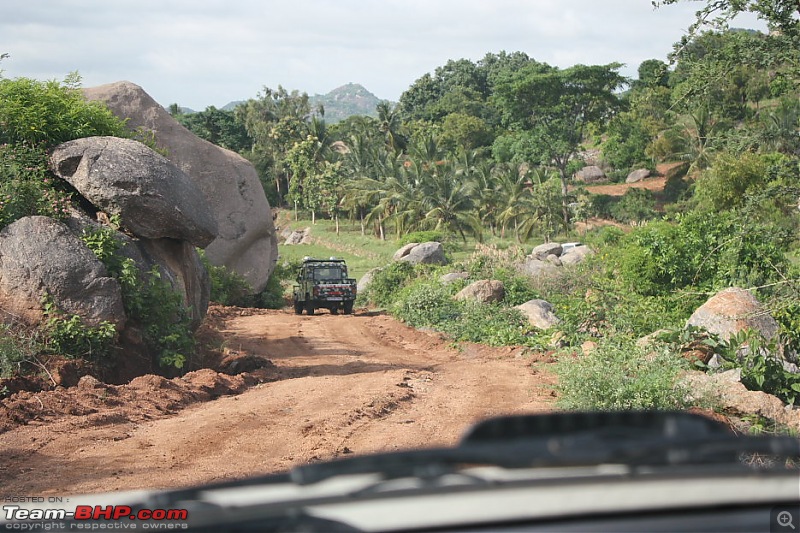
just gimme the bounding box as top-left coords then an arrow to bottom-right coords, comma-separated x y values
236,86 -> 312,205
493,63 -> 626,224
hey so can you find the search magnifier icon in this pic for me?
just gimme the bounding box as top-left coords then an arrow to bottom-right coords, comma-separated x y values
778,511 -> 796,530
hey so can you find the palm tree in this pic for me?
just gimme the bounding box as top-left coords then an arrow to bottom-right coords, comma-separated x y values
377,101 -> 407,154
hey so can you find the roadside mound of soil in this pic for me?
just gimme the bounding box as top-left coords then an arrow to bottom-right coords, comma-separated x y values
0,305 -> 279,434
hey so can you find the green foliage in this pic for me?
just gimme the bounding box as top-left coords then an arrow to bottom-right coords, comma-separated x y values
42,299 -> 116,361
136,267 -> 194,370
257,259 -> 301,309
0,75 -> 128,147
555,336 -> 692,410
0,143 -> 73,228
175,105 -> 250,152
0,324 -> 46,378
360,261 -> 417,307
198,250 -> 254,307
80,226 -> 194,369
693,151 -> 771,212
615,211 -> 789,296
609,188 -> 657,223
602,112 -> 653,171
444,303 -> 534,347
392,281 -> 460,327
717,329 -> 800,405
398,230 -> 446,246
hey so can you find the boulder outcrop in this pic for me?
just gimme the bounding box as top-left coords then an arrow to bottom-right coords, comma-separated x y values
50,136 -> 217,247
687,287 -> 779,342
83,81 -> 278,292
455,280 -> 505,304
395,242 -> 448,266
0,216 -> 126,329
515,299 -> 561,330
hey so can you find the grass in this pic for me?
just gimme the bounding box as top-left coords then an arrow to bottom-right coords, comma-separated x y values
275,210 -> 584,281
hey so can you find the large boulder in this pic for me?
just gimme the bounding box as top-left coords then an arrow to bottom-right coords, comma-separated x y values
392,242 -> 419,261
284,228 -> 311,245
455,280 -> 505,304
517,258 -> 560,279
626,169 -> 651,184
687,287 -> 779,342
440,272 -> 469,285
530,242 -> 562,259
574,165 -> 606,183
398,242 -> 447,266
50,137 -> 217,247
83,81 -> 278,293
515,299 -> 560,330
560,245 -> 595,266
0,217 -> 126,329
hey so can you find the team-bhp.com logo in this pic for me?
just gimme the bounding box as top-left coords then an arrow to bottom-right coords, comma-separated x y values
3,505 -> 189,529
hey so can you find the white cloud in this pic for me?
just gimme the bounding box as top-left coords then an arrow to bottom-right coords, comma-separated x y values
1,0 -> 767,110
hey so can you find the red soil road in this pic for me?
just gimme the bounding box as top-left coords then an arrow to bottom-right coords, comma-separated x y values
0,307 -> 557,496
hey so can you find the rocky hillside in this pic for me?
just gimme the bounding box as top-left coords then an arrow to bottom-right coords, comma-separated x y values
309,83 -> 388,123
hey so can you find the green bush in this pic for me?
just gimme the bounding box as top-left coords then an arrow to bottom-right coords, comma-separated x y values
717,329 -> 800,405
80,226 -> 194,369
0,324 -> 45,378
361,261 -> 417,307
609,188 -> 656,223
199,251 -> 254,307
398,230 -> 446,246
555,336 -> 691,410
256,259 -> 301,309
0,143 -> 73,228
392,281 -> 460,328
615,211 -> 788,296
0,75 -> 127,147
444,303 -> 534,347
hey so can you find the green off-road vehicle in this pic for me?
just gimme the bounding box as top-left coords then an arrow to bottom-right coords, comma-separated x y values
292,257 -> 357,315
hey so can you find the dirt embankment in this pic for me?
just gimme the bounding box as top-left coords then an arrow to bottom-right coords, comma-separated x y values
0,306 -> 557,495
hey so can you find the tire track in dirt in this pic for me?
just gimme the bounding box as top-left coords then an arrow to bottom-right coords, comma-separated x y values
0,308 -> 557,495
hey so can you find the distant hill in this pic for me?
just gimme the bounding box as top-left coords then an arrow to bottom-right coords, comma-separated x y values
195,84 -> 390,123
221,101 -> 244,112
310,83 -> 389,123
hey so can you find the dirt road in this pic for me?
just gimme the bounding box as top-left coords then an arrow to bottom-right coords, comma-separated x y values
0,308 -> 557,496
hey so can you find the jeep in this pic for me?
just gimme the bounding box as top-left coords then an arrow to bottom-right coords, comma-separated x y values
293,257 -> 357,315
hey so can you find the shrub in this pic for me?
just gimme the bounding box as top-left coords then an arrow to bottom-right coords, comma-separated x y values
256,259 -> 301,309
199,251 -> 254,307
398,230 -> 446,246
444,303 -> 533,347
361,261 -> 417,307
609,188 -> 656,223
392,281 -> 460,328
615,211 -> 788,296
555,336 -> 691,410
0,143 -> 73,228
0,324 -> 45,378
584,193 -> 614,219
80,226 -> 194,369
0,75 -> 127,147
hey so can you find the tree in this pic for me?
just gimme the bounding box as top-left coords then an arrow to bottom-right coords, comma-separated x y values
657,0 -> 799,90
236,86 -> 312,205
493,63 -> 626,224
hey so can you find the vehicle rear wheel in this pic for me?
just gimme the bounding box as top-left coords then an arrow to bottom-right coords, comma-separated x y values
330,306 -> 339,315
343,301 -> 354,315
294,300 -> 303,315
305,297 -> 315,316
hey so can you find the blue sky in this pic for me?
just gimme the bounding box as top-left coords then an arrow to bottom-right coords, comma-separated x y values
2,0 -> 766,110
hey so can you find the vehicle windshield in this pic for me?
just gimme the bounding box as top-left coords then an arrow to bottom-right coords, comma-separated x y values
314,266 -> 344,281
